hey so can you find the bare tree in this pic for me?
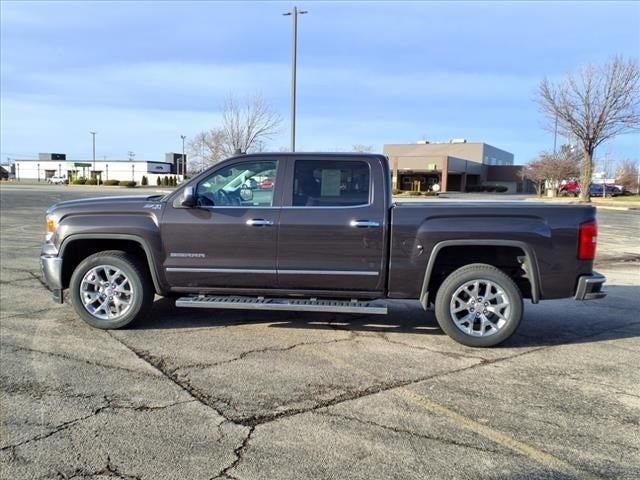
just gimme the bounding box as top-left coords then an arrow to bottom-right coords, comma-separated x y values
519,158 -> 547,197
352,144 -> 374,153
537,56 -> 640,201
221,94 -> 282,155
615,159 -> 639,193
520,147 -> 581,196
187,94 -> 282,173
187,129 -> 227,174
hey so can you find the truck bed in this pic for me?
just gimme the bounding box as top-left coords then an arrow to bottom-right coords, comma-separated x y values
388,202 -> 597,300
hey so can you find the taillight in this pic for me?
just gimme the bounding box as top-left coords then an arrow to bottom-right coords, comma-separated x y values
578,220 -> 597,260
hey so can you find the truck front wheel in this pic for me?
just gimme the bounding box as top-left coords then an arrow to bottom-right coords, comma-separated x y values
69,250 -> 153,329
434,263 -> 523,347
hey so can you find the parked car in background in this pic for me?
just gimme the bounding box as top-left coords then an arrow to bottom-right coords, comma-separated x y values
259,178 -> 274,190
589,184 -> 622,197
47,175 -> 68,185
559,181 -> 580,197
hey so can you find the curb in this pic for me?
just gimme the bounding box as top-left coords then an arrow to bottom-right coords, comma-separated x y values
595,206 -> 637,212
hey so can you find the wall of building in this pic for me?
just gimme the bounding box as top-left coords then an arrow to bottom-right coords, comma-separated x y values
384,142 -> 521,193
481,144 -> 514,165
13,160 -> 180,184
385,143 -> 487,162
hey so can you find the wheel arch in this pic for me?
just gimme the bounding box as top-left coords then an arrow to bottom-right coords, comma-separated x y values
59,234 -> 163,294
419,239 -> 541,309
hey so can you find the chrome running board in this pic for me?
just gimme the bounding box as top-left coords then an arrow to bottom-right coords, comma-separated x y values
175,295 -> 387,315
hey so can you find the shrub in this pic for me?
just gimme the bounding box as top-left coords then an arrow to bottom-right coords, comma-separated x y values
172,176 -> 178,186
141,175 -> 148,186
120,181 -> 137,188
156,176 -> 162,186
162,176 -> 169,186
86,178 -> 98,185
408,191 -> 422,196
104,179 -> 119,186
72,178 -> 87,185
423,191 -> 439,196
392,188 -> 402,195
464,184 -> 509,193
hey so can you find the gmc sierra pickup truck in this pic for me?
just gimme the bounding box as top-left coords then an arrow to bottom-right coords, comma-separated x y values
41,153 -> 606,347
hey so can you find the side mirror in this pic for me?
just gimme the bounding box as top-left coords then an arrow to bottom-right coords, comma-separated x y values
181,186 -> 197,207
239,188 -> 253,202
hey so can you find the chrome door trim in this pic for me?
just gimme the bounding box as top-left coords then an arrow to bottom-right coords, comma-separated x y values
166,268 -> 277,274
278,270 -> 379,276
166,267 -> 379,276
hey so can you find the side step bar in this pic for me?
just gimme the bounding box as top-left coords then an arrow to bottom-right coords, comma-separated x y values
175,295 -> 388,315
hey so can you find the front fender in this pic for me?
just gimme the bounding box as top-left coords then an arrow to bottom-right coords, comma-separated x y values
57,214 -> 166,294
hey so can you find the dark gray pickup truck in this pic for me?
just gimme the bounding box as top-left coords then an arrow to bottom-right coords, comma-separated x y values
41,153 -> 606,346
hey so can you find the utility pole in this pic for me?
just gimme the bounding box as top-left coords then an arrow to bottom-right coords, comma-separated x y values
283,6 -> 307,152
553,114 -> 558,154
602,153 -> 609,199
180,135 -> 186,180
90,131 -> 97,183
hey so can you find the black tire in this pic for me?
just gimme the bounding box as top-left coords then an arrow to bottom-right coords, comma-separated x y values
69,250 -> 154,329
434,263 -> 523,347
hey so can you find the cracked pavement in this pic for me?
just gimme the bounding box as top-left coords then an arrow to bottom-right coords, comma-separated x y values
1,184 -> 639,479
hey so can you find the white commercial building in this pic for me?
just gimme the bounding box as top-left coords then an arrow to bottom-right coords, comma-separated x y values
12,153 -> 185,184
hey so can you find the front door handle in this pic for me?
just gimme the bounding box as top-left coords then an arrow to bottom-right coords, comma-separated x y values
350,220 -> 381,228
246,219 -> 274,227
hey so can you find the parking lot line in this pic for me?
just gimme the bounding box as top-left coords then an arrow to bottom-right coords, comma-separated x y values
314,348 -> 599,480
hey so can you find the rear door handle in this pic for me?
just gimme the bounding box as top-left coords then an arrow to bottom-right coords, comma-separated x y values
350,220 -> 381,228
246,219 -> 274,227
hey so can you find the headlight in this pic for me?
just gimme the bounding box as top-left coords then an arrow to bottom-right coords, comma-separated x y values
45,215 -> 57,241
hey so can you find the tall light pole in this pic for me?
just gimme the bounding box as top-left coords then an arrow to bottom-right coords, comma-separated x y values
180,135 -> 186,179
90,131 -> 96,181
283,6 -> 307,152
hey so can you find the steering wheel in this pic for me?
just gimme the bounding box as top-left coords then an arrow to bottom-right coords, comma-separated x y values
197,189 -> 238,207
217,189 -> 235,206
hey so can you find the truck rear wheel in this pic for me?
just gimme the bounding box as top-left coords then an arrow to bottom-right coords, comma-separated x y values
434,263 -> 523,347
69,250 -> 153,329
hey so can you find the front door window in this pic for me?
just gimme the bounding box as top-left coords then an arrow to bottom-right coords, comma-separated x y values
196,160 -> 278,207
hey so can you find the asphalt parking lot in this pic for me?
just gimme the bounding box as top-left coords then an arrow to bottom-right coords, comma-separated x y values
1,184 -> 639,480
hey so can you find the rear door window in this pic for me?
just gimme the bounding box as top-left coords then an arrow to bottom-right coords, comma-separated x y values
292,160 -> 370,207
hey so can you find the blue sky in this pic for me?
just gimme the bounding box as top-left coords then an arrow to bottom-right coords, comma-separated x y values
1,1 -> 639,165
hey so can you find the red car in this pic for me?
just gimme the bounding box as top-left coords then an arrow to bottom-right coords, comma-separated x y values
259,178 -> 274,190
559,182 -> 580,197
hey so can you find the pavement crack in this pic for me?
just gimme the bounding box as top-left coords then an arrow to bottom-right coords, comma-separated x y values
237,346 -> 546,427
212,426 -> 255,480
1,342 -> 158,377
0,397 -> 195,453
27,270 -> 51,290
372,332 -> 489,362
179,336 -> 355,370
0,308 -> 52,321
55,453 -> 142,479
105,332 -> 241,426
1,409 -> 104,453
316,411 -> 506,455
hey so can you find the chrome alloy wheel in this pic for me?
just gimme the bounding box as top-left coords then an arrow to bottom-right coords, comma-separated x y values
79,265 -> 134,321
449,279 -> 511,337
